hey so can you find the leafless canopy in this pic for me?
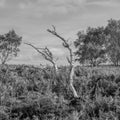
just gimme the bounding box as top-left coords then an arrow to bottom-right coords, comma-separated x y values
47,26 -> 73,66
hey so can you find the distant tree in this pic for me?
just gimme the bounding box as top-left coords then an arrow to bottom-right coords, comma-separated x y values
105,19 -> 120,66
74,27 -> 107,67
0,30 -> 22,64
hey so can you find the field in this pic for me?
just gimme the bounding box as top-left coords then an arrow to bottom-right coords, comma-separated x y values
83,65 -> 120,76
0,64 -> 120,120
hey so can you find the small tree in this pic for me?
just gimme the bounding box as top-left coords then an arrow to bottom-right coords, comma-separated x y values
47,26 -> 79,98
0,30 -> 22,64
74,27 -> 106,67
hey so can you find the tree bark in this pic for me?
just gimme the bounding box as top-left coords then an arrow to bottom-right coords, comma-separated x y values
69,66 -> 78,98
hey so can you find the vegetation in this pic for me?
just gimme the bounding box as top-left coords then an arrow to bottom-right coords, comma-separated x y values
105,19 -> 120,66
74,27 -> 106,66
0,65 -> 120,120
0,19 -> 120,120
75,19 -> 120,66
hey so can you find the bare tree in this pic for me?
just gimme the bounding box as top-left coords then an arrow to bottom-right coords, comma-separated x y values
47,26 -> 78,98
24,43 -> 58,73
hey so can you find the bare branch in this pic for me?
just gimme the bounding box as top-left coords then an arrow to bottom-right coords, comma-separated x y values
47,27 -> 73,65
24,43 -> 57,71
52,25 -> 56,32
66,56 -> 71,65
44,47 -> 53,60
55,57 -> 59,62
24,43 -> 50,61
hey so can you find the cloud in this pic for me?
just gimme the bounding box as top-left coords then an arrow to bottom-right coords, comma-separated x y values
86,0 -> 120,7
18,0 -> 87,16
50,47 -> 65,56
19,3 -> 28,9
0,0 -> 6,8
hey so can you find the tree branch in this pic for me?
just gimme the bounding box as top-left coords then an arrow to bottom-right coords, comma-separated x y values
47,26 -> 73,65
24,42 -> 58,73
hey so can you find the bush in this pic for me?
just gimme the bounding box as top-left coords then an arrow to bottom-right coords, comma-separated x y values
1,65 -> 120,120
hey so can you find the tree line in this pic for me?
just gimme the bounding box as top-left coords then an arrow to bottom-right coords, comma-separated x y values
0,19 -> 120,67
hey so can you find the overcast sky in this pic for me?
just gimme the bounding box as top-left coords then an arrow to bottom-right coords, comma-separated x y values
0,0 -> 120,65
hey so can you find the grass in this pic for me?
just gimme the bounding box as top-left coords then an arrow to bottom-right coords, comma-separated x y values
82,65 -> 120,76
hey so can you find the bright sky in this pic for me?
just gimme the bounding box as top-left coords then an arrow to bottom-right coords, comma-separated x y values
0,0 -> 120,65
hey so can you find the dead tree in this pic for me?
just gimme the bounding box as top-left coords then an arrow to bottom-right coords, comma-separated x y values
47,26 -> 78,98
24,43 -> 58,74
